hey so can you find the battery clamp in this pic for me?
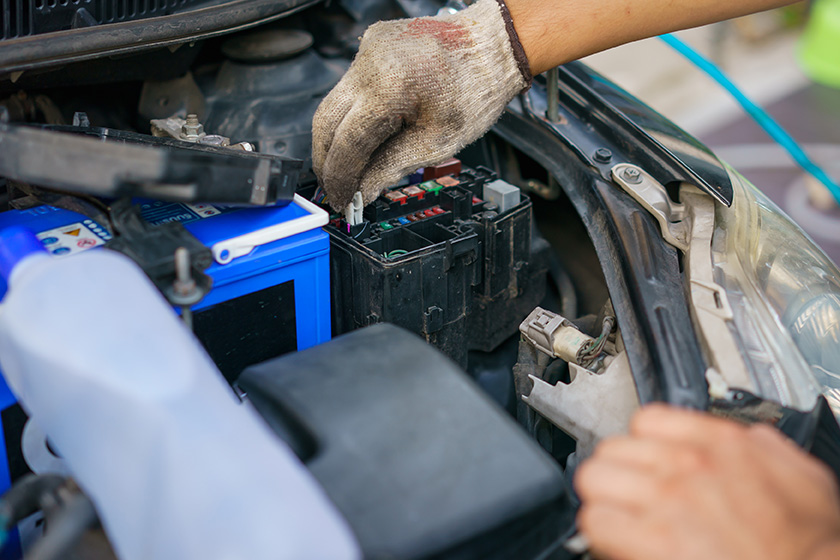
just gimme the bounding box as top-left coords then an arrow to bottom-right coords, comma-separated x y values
107,198 -> 214,306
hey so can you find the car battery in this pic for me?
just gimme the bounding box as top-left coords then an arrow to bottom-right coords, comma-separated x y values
135,195 -> 331,384
0,196 -> 330,555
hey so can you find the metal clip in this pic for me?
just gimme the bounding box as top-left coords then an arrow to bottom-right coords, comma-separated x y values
611,163 -> 689,251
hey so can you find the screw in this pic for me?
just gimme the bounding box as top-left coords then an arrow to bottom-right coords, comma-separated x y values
173,247 -> 197,330
173,247 -> 196,296
594,148 -> 612,163
622,167 -> 642,184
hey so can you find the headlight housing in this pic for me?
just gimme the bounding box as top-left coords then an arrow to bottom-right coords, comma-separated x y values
712,169 -> 840,415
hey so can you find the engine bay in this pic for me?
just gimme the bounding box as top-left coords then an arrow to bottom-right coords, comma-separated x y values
0,11 -> 632,560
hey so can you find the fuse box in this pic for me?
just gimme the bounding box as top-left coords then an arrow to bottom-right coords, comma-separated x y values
316,163 -> 548,366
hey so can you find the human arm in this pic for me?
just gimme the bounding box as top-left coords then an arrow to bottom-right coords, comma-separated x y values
312,0 -> 798,210
574,404 -> 840,560
509,0 -> 797,74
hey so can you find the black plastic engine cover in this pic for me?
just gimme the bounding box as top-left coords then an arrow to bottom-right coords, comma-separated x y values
239,324 -> 570,560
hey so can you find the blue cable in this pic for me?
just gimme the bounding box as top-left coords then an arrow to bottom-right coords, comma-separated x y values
659,32 -> 840,205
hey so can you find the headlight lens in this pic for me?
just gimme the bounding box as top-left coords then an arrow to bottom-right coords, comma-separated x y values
712,169 -> 840,414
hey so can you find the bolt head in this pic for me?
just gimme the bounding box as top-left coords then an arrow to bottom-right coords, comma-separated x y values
594,148 -> 612,163
622,167 -> 642,183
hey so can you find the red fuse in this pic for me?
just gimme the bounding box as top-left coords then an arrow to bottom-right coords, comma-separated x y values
423,158 -> 462,181
432,206 -> 446,215
402,186 -> 426,200
472,196 -> 483,205
424,209 -> 436,217
436,176 -> 460,187
384,190 -> 408,205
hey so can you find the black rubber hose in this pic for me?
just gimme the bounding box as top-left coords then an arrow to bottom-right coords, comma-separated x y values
24,494 -> 99,560
0,474 -> 66,531
547,254 -> 578,320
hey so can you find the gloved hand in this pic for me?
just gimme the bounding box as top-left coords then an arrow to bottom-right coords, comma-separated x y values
312,0 -> 531,211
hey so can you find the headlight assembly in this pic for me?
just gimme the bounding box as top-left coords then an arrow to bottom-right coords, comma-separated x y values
712,169 -> 840,415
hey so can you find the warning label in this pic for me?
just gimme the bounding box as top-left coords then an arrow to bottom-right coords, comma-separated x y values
37,221 -> 109,258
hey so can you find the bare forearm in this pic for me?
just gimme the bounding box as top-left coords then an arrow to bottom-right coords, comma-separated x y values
811,540 -> 840,560
507,0 -> 798,74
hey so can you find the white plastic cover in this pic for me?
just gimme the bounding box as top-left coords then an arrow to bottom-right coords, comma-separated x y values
0,250 -> 360,560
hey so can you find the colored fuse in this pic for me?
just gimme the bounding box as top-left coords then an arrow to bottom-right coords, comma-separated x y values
403,186 -> 425,199
423,158 -> 462,181
408,170 -> 424,184
423,209 -> 436,218
472,196 -> 483,205
380,222 -> 394,230
436,176 -> 459,187
384,190 -> 408,204
406,215 -> 419,222
432,206 -> 445,215
419,180 -> 443,194
414,212 -> 427,220
397,217 -> 411,225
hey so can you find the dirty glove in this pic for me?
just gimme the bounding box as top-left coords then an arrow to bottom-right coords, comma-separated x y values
312,0 -> 531,211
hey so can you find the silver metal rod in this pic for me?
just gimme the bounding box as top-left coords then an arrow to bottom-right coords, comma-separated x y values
547,67 -> 559,123
181,306 -> 193,331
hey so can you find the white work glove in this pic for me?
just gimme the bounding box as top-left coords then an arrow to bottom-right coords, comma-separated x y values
312,0 -> 531,211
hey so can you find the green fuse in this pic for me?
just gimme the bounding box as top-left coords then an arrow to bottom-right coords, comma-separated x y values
419,180 -> 443,194
380,222 -> 394,230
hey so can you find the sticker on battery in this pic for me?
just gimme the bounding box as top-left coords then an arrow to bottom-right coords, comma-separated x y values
37,221 -> 109,258
139,201 -> 236,225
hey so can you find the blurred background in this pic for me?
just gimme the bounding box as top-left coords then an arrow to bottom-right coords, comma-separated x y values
581,1 -> 840,263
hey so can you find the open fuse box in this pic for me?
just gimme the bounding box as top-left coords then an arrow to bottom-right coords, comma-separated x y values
311,160 -> 548,366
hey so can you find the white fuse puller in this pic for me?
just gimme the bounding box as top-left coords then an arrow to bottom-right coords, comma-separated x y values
345,191 -> 364,226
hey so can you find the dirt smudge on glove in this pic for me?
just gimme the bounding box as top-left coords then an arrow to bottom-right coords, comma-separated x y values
407,19 -> 471,49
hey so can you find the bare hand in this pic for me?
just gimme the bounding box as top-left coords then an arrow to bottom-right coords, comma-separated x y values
575,404 -> 840,560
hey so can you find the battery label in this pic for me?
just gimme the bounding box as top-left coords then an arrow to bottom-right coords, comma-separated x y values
37,221 -> 109,257
139,201 -> 235,226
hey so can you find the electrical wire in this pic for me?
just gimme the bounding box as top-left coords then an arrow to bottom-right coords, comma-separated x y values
659,33 -> 840,206
351,221 -> 369,239
579,316 -> 615,368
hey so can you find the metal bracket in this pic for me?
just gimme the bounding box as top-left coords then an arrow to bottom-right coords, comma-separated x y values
611,163 -> 689,252
522,351 -> 640,459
